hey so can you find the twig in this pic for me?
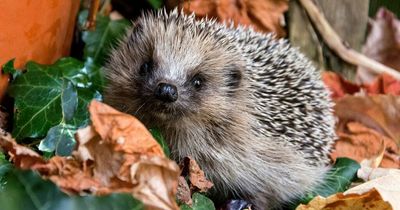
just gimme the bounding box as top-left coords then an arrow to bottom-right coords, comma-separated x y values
298,0 -> 400,80
85,0 -> 101,31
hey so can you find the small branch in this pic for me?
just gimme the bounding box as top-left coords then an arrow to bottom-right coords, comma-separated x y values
298,0 -> 400,80
85,0 -> 101,31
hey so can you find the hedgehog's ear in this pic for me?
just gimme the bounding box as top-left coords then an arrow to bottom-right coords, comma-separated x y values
226,65 -> 242,89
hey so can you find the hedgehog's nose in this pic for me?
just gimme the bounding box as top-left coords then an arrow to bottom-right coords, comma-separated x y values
154,83 -> 178,103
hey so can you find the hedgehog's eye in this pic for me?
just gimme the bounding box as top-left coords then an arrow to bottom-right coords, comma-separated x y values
139,61 -> 152,76
191,74 -> 203,90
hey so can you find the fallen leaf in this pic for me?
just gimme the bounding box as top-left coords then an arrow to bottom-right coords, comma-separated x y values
296,189 -> 392,210
345,174 -> 400,209
75,100 -> 180,209
364,73 -> 400,95
334,95 -> 400,149
0,130 -> 46,169
322,71 -> 361,99
357,8 -> 400,83
298,172 -> 400,210
330,122 -> 400,168
88,100 -> 164,156
322,72 -> 400,99
0,101 -> 181,210
181,157 -> 213,193
170,0 -> 288,37
359,137 -> 386,168
177,176 -> 192,205
358,165 -> 400,182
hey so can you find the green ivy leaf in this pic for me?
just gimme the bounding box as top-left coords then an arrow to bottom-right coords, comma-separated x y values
9,64 -> 64,139
0,168 -> 144,210
9,58 -> 102,141
38,124 -> 76,156
59,58 -> 90,88
84,58 -> 106,92
80,10 -> 130,66
2,59 -> 22,79
149,128 -> 171,157
61,81 -> 78,121
313,158 -> 361,196
180,193 -> 215,210
291,157 -> 361,208
2,59 -> 16,74
69,88 -> 102,129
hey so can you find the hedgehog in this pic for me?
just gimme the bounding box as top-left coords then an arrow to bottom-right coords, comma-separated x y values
104,9 -> 336,209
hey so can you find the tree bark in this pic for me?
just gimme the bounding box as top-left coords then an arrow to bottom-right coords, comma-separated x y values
288,0 -> 369,81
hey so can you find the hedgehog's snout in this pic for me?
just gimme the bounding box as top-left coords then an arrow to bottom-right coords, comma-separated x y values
154,83 -> 178,103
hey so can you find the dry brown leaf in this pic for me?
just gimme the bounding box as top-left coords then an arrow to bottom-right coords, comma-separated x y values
298,173 -> 400,210
182,156 -> 214,192
130,156 -> 180,210
0,130 -> 46,169
357,8 -> 400,83
296,189 -> 392,210
88,100 -> 164,156
172,0 -> 288,37
358,165 -> 400,182
330,121 -> 400,168
334,95 -> 400,152
0,101 -> 181,210
322,71 -> 361,99
176,176 -> 192,205
322,72 -> 400,99
359,137 -> 386,168
75,101 -> 180,209
345,174 -> 400,209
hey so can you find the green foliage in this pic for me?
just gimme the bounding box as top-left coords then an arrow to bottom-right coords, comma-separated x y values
147,0 -> 163,9
38,124 -> 77,156
0,152 -> 11,183
292,157 -> 361,208
0,168 -> 144,210
79,10 -> 131,66
180,193 -> 216,210
149,128 -> 171,157
2,59 -> 22,79
8,58 -> 102,155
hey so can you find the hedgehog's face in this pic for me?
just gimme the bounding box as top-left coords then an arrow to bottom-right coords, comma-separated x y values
105,12 -> 245,126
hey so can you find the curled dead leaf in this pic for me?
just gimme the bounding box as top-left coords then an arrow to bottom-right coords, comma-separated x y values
130,156 -> 180,210
358,165 -> 400,182
331,122 -> 400,168
88,100 -> 164,156
176,176 -> 192,205
0,101 -> 181,210
181,156 -> 213,193
331,95 -> 400,168
357,8 -> 400,83
298,169 -> 400,210
322,71 -> 361,99
0,130 -> 45,169
170,0 -> 288,37
345,174 -> 400,209
296,189 -> 392,210
322,71 -> 400,99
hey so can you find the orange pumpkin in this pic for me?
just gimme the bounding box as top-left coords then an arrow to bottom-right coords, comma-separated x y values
0,0 -> 80,101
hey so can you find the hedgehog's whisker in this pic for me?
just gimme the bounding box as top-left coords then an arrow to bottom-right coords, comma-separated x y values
134,99 -> 150,115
